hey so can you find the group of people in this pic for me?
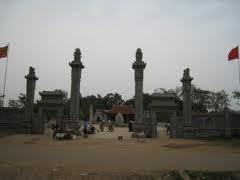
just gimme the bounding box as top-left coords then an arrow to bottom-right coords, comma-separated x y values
99,120 -> 114,132
52,123 -> 75,140
83,119 -> 115,136
52,120 -> 171,139
52,123 -> 60,138
83,121 -> 97,135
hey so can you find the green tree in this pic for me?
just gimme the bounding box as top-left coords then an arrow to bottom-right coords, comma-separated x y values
153,87 -> 182,98
8,93 -> 26,108
191,85 -> 210,113
125,98 -> 134,107
102,93 -> 124,109
207,90 -> 230,112
78,93 -> 124,120
79,95 -> 98,119
232,90 -> 240,105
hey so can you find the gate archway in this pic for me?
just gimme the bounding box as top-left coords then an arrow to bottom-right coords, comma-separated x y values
145,94 -> 177,138
37,91 -> 65,132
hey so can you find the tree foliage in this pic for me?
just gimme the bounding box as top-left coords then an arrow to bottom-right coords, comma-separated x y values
153,86 -> 230,113
207,90 -> 230,112
7,86 -> 232,116
78,93 -> 124,119
232,90 -> 240,105
191,85 -> 210,113
192,86 -> 230,112
102,93 -> 124,109
8,93 -> 26,108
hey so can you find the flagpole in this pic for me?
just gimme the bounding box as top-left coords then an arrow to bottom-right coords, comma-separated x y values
238,57 -> 240,87
238,45 -> 240,87
2,43 -> 10,107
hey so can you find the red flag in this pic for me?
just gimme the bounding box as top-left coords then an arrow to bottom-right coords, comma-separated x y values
228,46 -> 239,61
0,46 -> 8,59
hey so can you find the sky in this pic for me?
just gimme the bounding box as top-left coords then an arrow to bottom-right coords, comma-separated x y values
0,0 -> 240,109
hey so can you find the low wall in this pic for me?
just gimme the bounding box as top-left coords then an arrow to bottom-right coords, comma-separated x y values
176,117 -> 184,138
0,107 -> 48,134
0,107 -> 25,129
192,111 -> 240,138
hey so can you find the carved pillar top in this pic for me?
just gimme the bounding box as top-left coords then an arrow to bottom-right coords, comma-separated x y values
69,48 -> 85,68
136,48 -> 142,61
74,48 -> 81,62
25,67 -> 38,80
132,48 -> 146,69
181,68 -> 193,82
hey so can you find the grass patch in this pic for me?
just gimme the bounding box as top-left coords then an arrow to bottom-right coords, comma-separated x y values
185,170 -> 235,180
168,170 -> 185,180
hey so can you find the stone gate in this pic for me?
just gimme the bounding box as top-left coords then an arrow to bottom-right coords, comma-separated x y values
145,94 -> 178,138
37,90 -> 65,133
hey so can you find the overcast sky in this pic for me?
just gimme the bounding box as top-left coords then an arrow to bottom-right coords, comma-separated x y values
0,0 -> 240,109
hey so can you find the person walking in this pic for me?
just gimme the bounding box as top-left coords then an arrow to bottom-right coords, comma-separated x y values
100,120 -> 105,131
128,120 -> 133,132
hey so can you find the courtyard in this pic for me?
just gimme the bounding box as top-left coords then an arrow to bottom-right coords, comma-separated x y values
0,127 -> 240,179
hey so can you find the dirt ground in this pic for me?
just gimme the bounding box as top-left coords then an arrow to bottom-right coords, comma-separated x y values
0,127 -> 240,179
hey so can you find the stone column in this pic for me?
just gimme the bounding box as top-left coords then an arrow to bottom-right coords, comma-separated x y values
181,68 -> 194,138
89,104 -> 94,124
132,48 -> 146,136
24,67 -> 38,133
69,48 -> 84,120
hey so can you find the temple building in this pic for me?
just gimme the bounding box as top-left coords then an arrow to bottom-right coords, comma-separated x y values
94,105 -> 135,124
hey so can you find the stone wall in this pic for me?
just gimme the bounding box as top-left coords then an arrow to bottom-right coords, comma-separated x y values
175,117 -> 184,138
31,114 -> 44,134
0,107 -> 24,129
0,108 -> 42,134
192,111 -> 240,138
144,111 -> 157,138
230,112 -> 240,137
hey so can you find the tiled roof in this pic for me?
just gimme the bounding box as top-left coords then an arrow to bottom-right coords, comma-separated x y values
107,105 -> 134,115
39,90 -> 64,96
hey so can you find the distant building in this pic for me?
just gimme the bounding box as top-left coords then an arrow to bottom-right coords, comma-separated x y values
94,105 -> 135,124
94,109 -> 106,122
105,105 -> 135,124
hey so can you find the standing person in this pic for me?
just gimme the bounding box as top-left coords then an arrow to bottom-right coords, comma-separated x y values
166,123 -> 170,135
110,121 -> 114,132
102,120 -> 105,131
100,120 -> 104,131
108,120 -> 114,132
52,123 -> 59,138
99,121 -> 102,131
84,120 -> 88,135
108,120 -> 111,131
128,120 -> 133,132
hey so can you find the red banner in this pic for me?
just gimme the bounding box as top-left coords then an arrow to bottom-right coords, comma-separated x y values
0,46 -> 8,59
228,46 -> 239,61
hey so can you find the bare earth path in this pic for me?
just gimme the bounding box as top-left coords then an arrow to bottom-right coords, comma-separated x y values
0,127 -> 240,179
